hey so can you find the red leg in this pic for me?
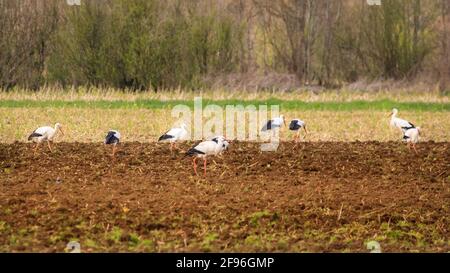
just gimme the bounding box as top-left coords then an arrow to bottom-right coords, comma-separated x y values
193,157 -> 198,176
47,141 -> 53,153
34,142 -> 40,155
413,143 -> 418,154
203,158 -> 207,176
293,132 -> 300,148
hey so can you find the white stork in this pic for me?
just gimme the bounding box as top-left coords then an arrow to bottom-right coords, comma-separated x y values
211,135 -> 230,155
186,136 -> 227,176
105,130 -> 121,157
28,123 -> 64,154
261,115 -> 286,131
367,241 -> 382,253
261,115 -> 286,137
289,119 -> 308,142
389,108 -> 416,134
222,140 -> 230,152
403,127 -> 421,154
158,123 -> 188,152
65,241 -> 81,253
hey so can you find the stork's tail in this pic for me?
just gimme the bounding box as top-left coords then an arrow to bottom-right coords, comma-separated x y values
28,132 -> 42,141
158,134 -> 172,141
185,148 -> 205,157
185,148 -> 197,157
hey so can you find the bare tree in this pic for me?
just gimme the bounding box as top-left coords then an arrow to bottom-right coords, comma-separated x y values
0,0 -> 59,89
439,0 -> 450,93
253,0 -> 322,83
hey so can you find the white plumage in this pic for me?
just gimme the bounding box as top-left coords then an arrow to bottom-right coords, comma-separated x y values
186,136 -> 227,176
367,241 -> 382,253
104,130 -> 121,157
389,108 -> 421,154
403,127 -> 421,154
289,119 -> 308,142
65,241 -> 81,253
261,115 -> 286,132
158,123 -> 188,152
105,130 -> 121,144
211,135 -> 229,154
188,138 -> 225,158
389,108 -> 415,133
28,123 -> 64,153
28,124 -> 61,142
271,116 -> 285,127
289,119 -> 305,129
404,127 -> 420,143
66,0 -> 81,6
222,140 -> 230,152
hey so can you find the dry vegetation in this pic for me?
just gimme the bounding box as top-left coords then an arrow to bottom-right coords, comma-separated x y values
0,86 -> 449,102
1,108 -> 449,143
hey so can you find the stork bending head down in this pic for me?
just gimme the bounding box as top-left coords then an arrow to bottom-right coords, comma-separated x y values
289,119 -> 307,142
28,123 -> 64,154
403,127 -> 421,154
186,136 -> 228,176
105,130 -> 121,157
158,123 -> 188,153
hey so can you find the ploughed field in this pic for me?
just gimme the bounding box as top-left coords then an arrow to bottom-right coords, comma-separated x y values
0,141 -> 449,252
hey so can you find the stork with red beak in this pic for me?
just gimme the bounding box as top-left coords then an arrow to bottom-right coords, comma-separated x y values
28,123 -> 65,154
389,108 -> 416,134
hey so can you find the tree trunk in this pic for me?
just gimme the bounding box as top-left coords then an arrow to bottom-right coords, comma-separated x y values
440,0 -> 450,93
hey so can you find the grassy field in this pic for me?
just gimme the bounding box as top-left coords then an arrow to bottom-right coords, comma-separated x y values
1,88 -> 449,143
0,99 -> 449,111
1,108 -> 449,143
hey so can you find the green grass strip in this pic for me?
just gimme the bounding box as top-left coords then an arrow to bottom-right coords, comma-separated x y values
0,99 -> 449,111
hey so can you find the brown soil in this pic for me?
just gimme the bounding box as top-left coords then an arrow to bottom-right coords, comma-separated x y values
0,142 -> 449,252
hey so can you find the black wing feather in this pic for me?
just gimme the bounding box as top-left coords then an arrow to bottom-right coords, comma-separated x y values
158,133 -> 174,141
261,120 -> 272,131
401,122 -> 415,131
186,148 -> 205,156
28,132 -> 43,141
105,131 -> 119,144
289,120 -> 301,131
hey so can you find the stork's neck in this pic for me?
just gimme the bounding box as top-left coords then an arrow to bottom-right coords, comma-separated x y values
214,138 -> 225,147
390,113 -> 397,122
